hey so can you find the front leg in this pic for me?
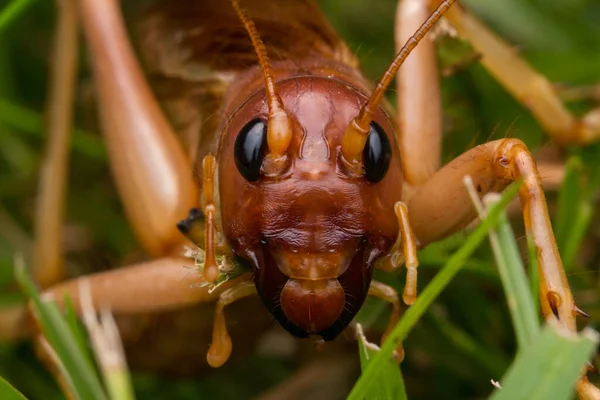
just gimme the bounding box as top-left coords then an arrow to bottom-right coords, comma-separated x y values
408,139 -> 577,329
368,281 -> 404,362
406,138 -> 598,398
375,202 -> 419,305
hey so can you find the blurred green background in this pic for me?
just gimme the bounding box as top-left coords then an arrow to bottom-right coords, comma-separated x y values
1,0 -> 600,399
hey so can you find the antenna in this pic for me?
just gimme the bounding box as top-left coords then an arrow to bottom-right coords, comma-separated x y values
340,0 -> 456,165
231,0 -> 292,161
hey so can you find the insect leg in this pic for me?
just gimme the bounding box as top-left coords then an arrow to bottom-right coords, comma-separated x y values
395,0 -> 442,189
76,0 -> 199,256
207,275 -> 256,368
32,0 -> 77,289
406,138 -> 599,398
375,202 -> 419,305
26,257 -> 247,391
436,1 -> 600,145
33,335 -> 77,400
368,281 -> 404,362
408,139 -> 583,328
38,257 -> 243,314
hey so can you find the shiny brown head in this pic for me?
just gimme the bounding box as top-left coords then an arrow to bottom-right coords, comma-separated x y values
218,0 -> 453,341
220,72 -> 403,339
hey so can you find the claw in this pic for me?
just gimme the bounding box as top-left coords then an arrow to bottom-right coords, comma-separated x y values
574,304 -> 590,318
393,342 -> 405,363
587,361 -> 599,375
547,291 -> 561,319
377,332 -> 405,363
314,339 -> 326,351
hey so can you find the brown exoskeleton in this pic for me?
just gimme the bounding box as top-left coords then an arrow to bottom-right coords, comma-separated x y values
2,0 -> 600,397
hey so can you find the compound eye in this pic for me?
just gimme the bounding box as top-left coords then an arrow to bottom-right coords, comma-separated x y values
362,121 -> 392,183
234,118 -> 267,181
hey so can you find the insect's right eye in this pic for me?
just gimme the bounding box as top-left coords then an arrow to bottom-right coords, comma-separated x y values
234,118 -> 267,181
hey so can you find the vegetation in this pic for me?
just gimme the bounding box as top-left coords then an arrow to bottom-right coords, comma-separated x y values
0,0 -> 599,399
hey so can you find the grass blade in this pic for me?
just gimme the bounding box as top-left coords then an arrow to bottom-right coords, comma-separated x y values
554,156 -> 590,270
0,99 -> 105,160
347,182 -> 521,400
554,156 -> 582,253
14,257 -> 108,400
63,296 -> 96,372
426,312 -> 509,377
464,178 -> 540,350
80,281 -> 136,400
0,376 -> 27,400
485,196 -> 539,348
554,150 -> 600,271
0,0 -> 36,35
491,325 -> 598,400
526,233 -> 540,315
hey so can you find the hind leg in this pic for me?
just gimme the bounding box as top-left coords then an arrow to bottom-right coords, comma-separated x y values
0,0 -> 202,337
431,0 -> 600,145
395,0 -> 442,191
0,0 -> 79,342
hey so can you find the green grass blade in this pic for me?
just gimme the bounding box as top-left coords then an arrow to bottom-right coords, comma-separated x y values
0,376 -> 28,400
426,313 -> 509,377
554,150 -> 600,271
15,260 -> 108,400
554,156 -> 587,270
0,99 -> 105,160
482,194 -> 539,350
103,369 -> 135,400
347,182 -> 521,400
0,0 -> 36,36
79,283 -> 136,400
490,325 -> 598,400
526,233 -> 540,315
562,202 -> 592,269
554,156 -> 582,251
356,324 -> 407,400
63,296 -> 96,372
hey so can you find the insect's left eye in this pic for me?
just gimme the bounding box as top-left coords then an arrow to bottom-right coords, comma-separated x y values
363,121 -> 392,183
234,118 -> 267,182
